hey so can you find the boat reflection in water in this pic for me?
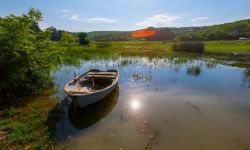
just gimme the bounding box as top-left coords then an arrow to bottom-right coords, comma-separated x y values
68,86 -> 119,129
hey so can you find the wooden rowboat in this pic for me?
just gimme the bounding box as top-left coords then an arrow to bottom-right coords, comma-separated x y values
64,69 -> 119,107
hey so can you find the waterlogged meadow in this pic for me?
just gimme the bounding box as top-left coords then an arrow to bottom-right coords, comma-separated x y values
1,45 -> 250,149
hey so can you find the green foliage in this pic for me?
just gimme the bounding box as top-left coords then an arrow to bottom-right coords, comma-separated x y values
0,8 -> 55,99
88,31 -> 132,42
78,32 -> 90,46
145,27 -> 175,41
87,19 -> 250,42
172,41 -> 205,53
175,19 -> 250,41
60,32 -> 78,47
46,26 -> 64,41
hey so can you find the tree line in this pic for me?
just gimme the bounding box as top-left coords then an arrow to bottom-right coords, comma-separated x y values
87,19 -> 250,42
46,27 -> 89,46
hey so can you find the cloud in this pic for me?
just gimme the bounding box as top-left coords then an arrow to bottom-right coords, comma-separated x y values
191,17 -> 208,22
61,9 -> 118,24
135,14 -> 180,28
69,15 -> 81,21
67,15 -> 118,24
242,17 -> 250,20
85,17 -> 118,23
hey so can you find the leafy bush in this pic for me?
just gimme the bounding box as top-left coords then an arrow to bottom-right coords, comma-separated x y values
96,42 -> 111,48
172,41 -> 204,52
0,8 -> 55,99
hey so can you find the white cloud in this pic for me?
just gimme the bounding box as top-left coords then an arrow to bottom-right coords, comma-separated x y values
191,17 -> 208,22
69,15 -> 81,21
60,9 -> 118,24
242,17 -> 250,20
135,14 -> 180,28
66,15 -> 118,24
85,17 -> 118,23
61,9 -> 72,18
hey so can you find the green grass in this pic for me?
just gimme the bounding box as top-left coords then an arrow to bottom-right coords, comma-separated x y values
204,40 -> 250,53
91,41 -> 250,54
56,40 -> 250,66
0,88 -> 60,150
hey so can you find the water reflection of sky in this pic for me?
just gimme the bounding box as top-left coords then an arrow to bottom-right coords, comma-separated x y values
53,57 -> 250,99
53,56 -> 250,149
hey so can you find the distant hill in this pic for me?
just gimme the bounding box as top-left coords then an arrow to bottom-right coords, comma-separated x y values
174,19 -> 250,41
87,31 -> 132,41
86,19 -> 250,41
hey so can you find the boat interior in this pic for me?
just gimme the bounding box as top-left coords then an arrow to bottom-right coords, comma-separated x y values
66,71 -> 117,94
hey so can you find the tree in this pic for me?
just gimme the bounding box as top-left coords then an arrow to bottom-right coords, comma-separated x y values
60,32 -> 78,47
78,32 -> 90,46
0,8 -> 54,99
145,27 -> 175,41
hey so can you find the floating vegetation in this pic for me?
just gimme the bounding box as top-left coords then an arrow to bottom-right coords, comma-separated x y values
184,101 -> 201,113
132,72 -> 152,81
144,129 -> 160,150
243,68 -> 250,88
136,120 -> 151,133
186,66 -> 202,76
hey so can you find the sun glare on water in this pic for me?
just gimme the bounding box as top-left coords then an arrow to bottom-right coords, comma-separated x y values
130,99 -> 140,110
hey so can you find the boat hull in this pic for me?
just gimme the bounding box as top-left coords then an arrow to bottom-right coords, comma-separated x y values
69,80 -> 118,108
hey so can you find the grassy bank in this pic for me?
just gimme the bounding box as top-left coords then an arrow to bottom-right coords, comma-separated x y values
204,40 -> 250,53
0,88 -> 61,150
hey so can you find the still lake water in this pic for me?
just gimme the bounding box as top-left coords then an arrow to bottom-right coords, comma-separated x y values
52,55 -> 250,150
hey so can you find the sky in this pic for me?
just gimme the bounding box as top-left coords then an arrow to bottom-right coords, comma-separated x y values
0,0 -> 249,32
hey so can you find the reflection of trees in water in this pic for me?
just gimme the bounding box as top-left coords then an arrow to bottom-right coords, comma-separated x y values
243,68 -> 250,88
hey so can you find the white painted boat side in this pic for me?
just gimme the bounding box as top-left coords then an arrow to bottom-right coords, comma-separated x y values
64,70 -> 119,107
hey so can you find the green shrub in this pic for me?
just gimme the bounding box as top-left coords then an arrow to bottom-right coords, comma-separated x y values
172,41 -> 205,52
96,42 -> 111,48
0,8 -> 54,99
